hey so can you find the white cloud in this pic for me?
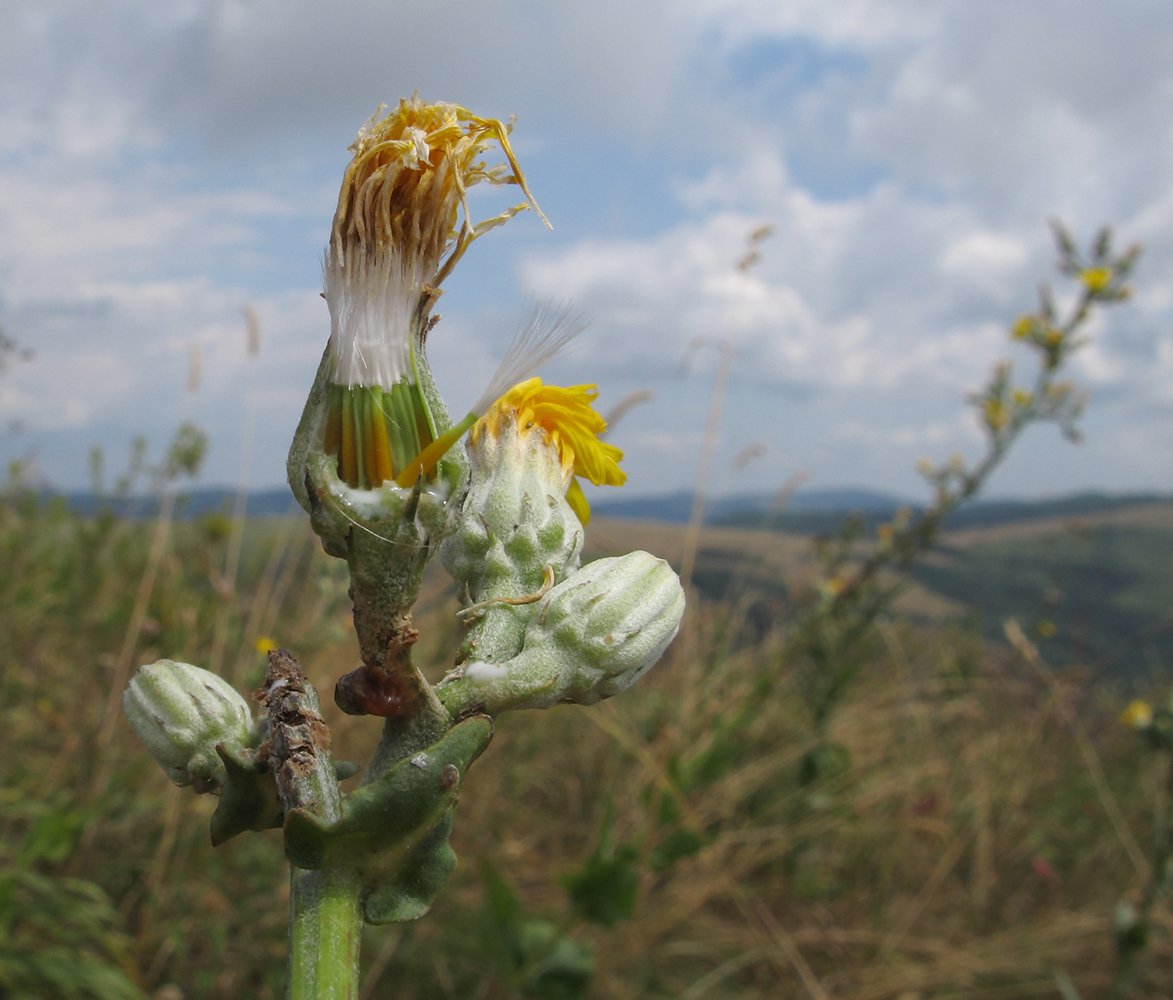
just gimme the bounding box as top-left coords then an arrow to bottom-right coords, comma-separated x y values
1,0 -> 1171,495
0,350 -> 132,429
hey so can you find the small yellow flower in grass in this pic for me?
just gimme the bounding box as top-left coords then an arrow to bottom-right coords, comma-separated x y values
254,636 -> 277,655
819,576 -> 845,601
1121,699 -> 1153,731
1080,267 -> 1112,293
472,377 -> 626,525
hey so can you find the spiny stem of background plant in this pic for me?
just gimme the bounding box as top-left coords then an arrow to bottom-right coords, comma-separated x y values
91,484 -> 177,796
678,222 -> 772,598
231,515 -> 305,685
209,304 -> 261,676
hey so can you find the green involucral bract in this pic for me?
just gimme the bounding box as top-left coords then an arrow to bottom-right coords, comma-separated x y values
288,344 -> 466,565
441,408 -> 584,665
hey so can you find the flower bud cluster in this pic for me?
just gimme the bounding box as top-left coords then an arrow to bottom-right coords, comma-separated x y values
438,393 -> 684,717
439,551 -> 684,716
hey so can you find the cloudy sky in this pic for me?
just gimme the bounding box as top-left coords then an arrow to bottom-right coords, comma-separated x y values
2,0 -> 1171,504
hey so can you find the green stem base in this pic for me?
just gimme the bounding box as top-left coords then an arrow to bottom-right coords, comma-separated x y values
289,866 -> 363,1000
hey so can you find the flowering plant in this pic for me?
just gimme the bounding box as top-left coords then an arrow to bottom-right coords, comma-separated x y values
123,96 -> 684,999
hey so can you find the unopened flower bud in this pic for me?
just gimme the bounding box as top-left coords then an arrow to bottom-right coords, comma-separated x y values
441,405 -> 585,662
438,551 -> 684,716
123,660 -> 255,792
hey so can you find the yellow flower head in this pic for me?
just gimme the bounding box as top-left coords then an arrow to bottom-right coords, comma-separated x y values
473,377 -> 626,524
1080,267 -> 1112,293
1121,700 -> 1153,731
1012,314 -> 1037,340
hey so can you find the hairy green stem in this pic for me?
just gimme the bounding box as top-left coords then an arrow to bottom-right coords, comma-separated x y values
363,695 -> 452,784
288,866 -> 364,1000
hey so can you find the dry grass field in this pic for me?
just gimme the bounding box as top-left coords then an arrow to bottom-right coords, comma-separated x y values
2,494 -> 1171,999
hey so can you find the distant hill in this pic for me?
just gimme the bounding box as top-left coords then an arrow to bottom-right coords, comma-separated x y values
44,484 -> 907,523
716,490 -> 1173,536
592,487 -> 906,524
910,510 -> 1173,684
36,483 -> 1172,682
589,500 -> 1173,683
40,485 -> 1173,538
47,487 -> 301,519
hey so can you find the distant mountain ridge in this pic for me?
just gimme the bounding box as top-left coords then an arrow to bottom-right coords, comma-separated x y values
42,485 -> 1172,534
47,487 -> 303,519
593,487 -> 905,524
711,490 -> 1173,535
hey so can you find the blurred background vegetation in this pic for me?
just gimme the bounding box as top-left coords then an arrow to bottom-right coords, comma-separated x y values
2,474 -> 1171,999
2,228 -> 1170,999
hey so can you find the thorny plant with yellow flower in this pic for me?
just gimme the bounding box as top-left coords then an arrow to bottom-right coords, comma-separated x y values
787,220 -> 1140,779
122,96 -> 684,1000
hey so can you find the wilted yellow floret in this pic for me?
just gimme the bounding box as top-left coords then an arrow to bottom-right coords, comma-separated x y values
254,636 -> 277,655
474,377 -> 626,524
331,95 -> 545,284
1120,700 -> 1153,731
322,96 -> 548,490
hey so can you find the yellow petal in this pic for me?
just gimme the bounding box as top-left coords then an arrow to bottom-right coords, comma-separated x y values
478,377 -> 627,502
566,477 -> 591,525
